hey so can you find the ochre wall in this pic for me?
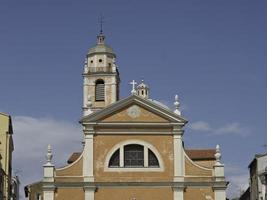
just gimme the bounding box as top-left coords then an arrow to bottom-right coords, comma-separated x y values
55,188 -> 84,200
184,187 -> 214,200
55,156 -> 83,176
185,157 -> 213,176
101,105 -> 169,122
95,187 -> 173,200
94,134 -> 174,182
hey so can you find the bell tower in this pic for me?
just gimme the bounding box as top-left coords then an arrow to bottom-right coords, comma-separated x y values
83,31 -> 120,115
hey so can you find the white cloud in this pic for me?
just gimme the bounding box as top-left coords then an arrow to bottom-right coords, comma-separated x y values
189,121 -> 249,136
214,122 -> 248,136
12,116 -> 83,200
189,121 -> 211,131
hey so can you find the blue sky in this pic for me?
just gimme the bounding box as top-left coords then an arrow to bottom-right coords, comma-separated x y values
0,0 -> 267,199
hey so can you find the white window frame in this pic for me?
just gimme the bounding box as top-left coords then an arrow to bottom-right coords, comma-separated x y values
104,139 -> 164,172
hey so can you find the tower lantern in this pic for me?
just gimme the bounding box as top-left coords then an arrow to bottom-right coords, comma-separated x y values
136,80 -> 149,99
82,31 -> 120,115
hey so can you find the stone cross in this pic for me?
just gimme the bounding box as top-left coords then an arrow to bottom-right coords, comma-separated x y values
130,80 -> 137,95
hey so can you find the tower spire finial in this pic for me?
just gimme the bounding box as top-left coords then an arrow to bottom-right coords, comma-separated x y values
97,15 -> 105,44
99,14 -> 104,34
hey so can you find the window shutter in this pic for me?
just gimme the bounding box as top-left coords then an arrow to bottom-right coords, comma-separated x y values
95,80 -> 105,101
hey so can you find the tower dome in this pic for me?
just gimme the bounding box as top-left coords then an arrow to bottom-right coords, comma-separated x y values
87,32 -> 116,56
137,80 -> 149,99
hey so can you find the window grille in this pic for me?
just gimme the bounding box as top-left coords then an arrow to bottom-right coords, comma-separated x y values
124,144 -> 144,167
95,79 -> 105,101
109,149 -> 120,167
148,149 -> 159,167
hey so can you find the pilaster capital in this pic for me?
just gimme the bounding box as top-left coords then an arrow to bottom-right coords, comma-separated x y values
212,185 -> 228,191
172,125 -> 184,136
83,185 -> 97,192
42,183 -> 56,191
83,126 -> 95,135
172,185 -> 186,192
212,181 -> 228,191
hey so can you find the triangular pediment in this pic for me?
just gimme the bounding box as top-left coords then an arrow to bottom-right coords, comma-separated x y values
81,95 -> 187,124
101,104 -> 168,122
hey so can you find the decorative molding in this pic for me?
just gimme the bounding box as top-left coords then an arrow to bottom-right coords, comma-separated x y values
43,181 -> 228,188
80,95 -> 188,124
127,105 -> 141,118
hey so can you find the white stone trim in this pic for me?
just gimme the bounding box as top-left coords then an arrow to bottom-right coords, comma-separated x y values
104,139 -> 164,172
173,134 -> 184,180
119,147 -> 124,167
92,122 -> 182,126
84,187 -> 94,200
83,134 -> 94,181
173,187 -> 184,200
214,189 -> 226,200
144,146 -> 148,167
95,131 -> 172,135
43,190 -> 54,200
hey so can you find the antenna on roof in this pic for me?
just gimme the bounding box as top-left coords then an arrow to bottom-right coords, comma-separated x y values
99,14 -> 104,34
97,15 -> 105,44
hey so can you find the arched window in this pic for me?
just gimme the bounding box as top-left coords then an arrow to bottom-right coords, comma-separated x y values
107,142 -> 160,170
148,149 -> 159,167
124,144 -> 144,167
95,79 -> 105,101
108,149 -> 119,167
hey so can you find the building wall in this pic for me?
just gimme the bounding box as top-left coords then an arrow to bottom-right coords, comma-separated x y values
184,187 -> 214,200
95,187 -> 173,200
55,188 -> 84,200
257,155 -> 267,199
94,134 -> 174,182
0,113 -> 13,200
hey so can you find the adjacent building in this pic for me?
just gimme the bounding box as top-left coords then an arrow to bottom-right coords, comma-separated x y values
25,31 -> 228,200
237,153 -> 267,200
249,154 -> 267,200
11,176 -> 20,200
0,112 -> 14,200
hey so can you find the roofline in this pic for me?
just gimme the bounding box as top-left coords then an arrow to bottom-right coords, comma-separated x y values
0,112 -> 10,117
80,94 -> 188,124
248,153 -> 267,168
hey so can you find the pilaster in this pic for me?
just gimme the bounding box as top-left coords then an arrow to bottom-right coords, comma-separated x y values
213,145 -> 227,200
84,186 -> 95,200
173,126 -> 184,182
43,145 -> 55,200
173,186 -> 184,200
213,186 -> 227,200
43,185 -> 55,200
83,126 -> 94,182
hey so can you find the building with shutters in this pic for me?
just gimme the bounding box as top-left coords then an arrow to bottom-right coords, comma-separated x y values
25,31 -> 228,200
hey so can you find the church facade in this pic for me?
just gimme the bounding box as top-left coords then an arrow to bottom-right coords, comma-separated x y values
26,31 -> 228,200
